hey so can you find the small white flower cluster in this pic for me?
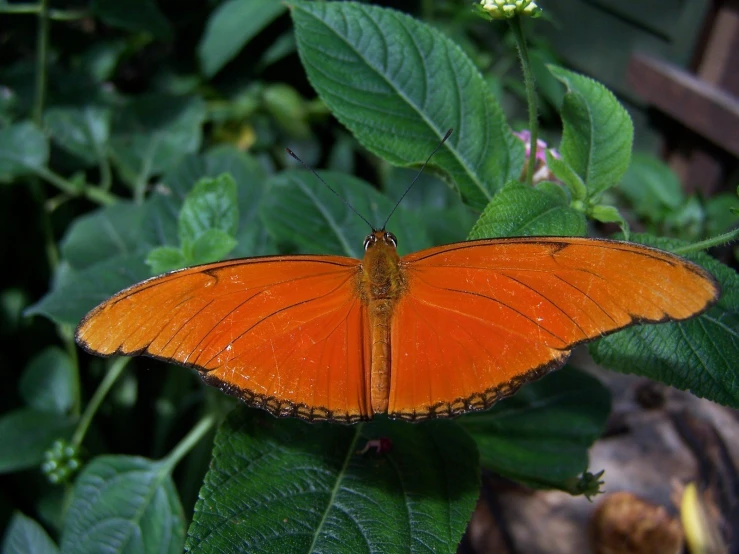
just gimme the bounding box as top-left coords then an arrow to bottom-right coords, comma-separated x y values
479,0 -> 541,18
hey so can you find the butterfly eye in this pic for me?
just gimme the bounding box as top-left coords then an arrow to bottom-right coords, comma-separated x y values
384,232 -> 397,247
363,235 -> 376,250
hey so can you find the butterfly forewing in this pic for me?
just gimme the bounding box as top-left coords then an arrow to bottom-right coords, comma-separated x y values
387,237 -> 719,421
76,256 -> 372,422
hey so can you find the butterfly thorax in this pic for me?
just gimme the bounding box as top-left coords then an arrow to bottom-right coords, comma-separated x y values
360,230 -> 406,414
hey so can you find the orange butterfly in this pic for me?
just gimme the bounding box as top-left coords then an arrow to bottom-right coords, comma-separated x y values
76,229 -> 718,423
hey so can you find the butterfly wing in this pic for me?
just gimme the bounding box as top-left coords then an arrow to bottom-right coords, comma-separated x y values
388,237 -> 719,421
76,256 -> 372,422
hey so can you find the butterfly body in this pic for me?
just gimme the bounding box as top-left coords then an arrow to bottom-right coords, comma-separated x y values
362,230 -> 406,413
76,234 -> 719,424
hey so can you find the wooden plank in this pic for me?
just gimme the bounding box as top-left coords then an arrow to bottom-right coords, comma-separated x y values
628,53 -> 739,157
697,4 -> 739,91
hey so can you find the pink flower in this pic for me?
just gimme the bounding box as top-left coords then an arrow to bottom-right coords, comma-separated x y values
514,130 -> 562,184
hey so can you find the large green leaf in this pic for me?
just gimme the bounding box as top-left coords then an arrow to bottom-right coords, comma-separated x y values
590,235 -> 739,409
44,106 -> 111,166
60,202 -> 148,270
2,512 -> 59,554
19,347 -> 77,414
619,153 -> 684,221
291,1 -> 524,209
26,255 -> 151,326
0,409 -> 76,474
91,0 -> 172,40
0,121 -> 49,182
468,182 -> 586,239
178,174 -> 239,245
261,169 -> 430,258
61,455 -> 185,554
110,94 -> 206,188
198,0 -> 287,77
28,147 -> 270,326
459,368 -> 611,489
548,65 -> 633,199
160,146 -> 271,258
186,410 -> 479,554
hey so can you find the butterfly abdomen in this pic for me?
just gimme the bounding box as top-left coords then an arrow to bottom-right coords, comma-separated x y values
361,230 -> 407,414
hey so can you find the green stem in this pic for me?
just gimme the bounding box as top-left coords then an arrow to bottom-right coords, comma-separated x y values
28,0 -> 59,268
35,166 -> 118,205
63,332 -> 82,417
673,229 -> 739,255
84,185 -> 118,206
161,414 -> 217,472
420,0 -> 434,20
28,179 -> 59,269
71,357 -> 129,447
1,4 -> 89,20
99,157 -> 113,191
32,0 -> 49,124
509,15 -> 538,187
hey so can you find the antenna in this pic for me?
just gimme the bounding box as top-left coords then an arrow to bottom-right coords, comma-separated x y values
285,148 -> 375,231
381,128 -> 453,230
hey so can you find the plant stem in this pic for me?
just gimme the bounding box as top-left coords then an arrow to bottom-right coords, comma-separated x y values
63,330 -> 82,417
33,0 -> 49,124
99,157 -> 113,191
161,414 -> 217,472
420,0 -> 434,20
35,166 -> 118,205
28,180 -> 59,268
28,0 -> 60,268
673,229 -> 739,255
509,15 -> 538,187
71,357 -> 129,447
1,3 -> 88,20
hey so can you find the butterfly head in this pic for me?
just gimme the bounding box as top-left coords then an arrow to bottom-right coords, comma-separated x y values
364,230 -> 398,252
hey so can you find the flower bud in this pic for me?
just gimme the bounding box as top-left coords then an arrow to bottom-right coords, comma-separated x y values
479,0 -> 541,19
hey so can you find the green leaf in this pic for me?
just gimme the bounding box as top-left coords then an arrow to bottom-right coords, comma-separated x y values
0,409 -> 76,474
186,409 -> 479,553
468,182 -> 586,239
0,121 -> 49,182
178,174 -> 239,245
77,40 -> 128,83
146,246 -> 186,274
91,0 -> 172,40
619,152 -> 684,222
262,83 -> 310,138
26,255 -> 151,326
548,65 -> 633,199
292,1 -> 524,209
198,0 -> 287,77
546,151 -> 586,201
459,368 -> 610,489
110,94 -> 206,187
705,192 -> 739,236
44,106 -> 111,166
381,166 -> 475,246
61,455 -> 185,554
258,32 -> 297,69
19,347 -> 77,414
29,148 -> 270,326
589,204 -> 629,238
590,234 -> 739,409
261,169 -> 429,258
187,229 -> 238,265
60,202 -> 148,269
160,146 -> 271,258
2,512 -> 59,554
